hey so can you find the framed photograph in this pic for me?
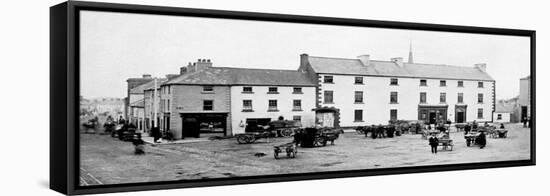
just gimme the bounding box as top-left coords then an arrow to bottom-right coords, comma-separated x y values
50,1 -> 535,195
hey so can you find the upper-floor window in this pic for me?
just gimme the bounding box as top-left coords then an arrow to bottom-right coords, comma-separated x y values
354,91 -> 363,103
293,100 -> 302,111
390,78 -> 398,85
323,76 -> 334,83
324,90 -> 334,104
167,99 -> 170,112
478,81 -> 484,88
293,87 -> 303,94
293,115 -> 302,123
242,100 -> 253,111
355,77 -> 363,84
440,80 -> 447,87
390,92 -> 398,103
203,86 -> 214,92
440,92 -> 446,103
420,79 -> 427,86
203,100 -> 213,111
268,100 -> 278,111
420,92 -> 427,103
458,81 -> 464,87
242,86 -> 253,93
497,114 -> 502,120
458,93 -> 464,103
268,87 -> 278,94
478,93 -> 484,103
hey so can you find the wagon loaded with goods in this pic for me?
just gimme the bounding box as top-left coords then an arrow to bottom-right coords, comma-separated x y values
235,130 -> 275,144
294,127 -> 344,147
464,129 -> 487,147
236,119 -> 301,144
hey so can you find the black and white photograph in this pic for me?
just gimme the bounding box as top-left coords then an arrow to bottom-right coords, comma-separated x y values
76,7 -> 533,187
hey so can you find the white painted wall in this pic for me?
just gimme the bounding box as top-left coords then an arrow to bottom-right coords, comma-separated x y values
493,112 -> 511,123
318,74 -> 495,126
230,85 -> 316,134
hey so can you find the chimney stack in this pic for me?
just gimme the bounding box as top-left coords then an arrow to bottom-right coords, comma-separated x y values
358,55 -> 370,66
195,58 -> 213,71
475,63 -> 487,72
142,74 -> 152,78
391,57 -> 404,67
180,66 -> 188,75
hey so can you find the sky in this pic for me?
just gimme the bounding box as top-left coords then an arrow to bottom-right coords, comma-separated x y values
80,10 -> 531,100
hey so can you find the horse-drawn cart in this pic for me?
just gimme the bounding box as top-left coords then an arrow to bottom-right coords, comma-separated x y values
295,127 -> 343,147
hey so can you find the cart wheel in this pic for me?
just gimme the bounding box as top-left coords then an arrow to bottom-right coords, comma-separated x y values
274,151 -> 279,159
281,129 -> 293,137
236,136 -> 247,144
245,136 -> 254,144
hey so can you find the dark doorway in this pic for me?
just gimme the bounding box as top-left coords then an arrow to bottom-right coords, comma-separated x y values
429,112 -> 437,124
455,105 -> 467,123
182,117 -> 200,138
521,106 -> 528,120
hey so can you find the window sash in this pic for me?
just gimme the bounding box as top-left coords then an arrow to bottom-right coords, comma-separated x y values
390,78 -> 398,85
324,91 -> 334,103
420,92 -> 426,103
293,100 -> 302,110
355,91 -> 363,103
390,92 -> 398,103
324,76 -> 333,83
243,100 -> 252,110
203,100 -> 213,110
354,110 -> 363,121
293,87 -> 302,93
355,77 -> 363,84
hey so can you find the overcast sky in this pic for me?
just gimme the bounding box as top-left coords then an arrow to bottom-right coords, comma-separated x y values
80,10 -> 530,100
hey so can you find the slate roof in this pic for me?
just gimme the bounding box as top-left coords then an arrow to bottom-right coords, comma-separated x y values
165,67 -> 316,86
130,78 -> 169,93
495,102 -> 515,113
130,99 -> 145,108
306,56 -> 494,81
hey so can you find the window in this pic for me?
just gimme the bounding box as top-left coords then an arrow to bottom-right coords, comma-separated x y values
477,108 -> 483,119
293,100 -> 302,111
242,86 -> 253,93
478,81 -> 484,88
390,109 -> 398,121
203,86 -> 214,92
420,79 -> 427,86
440,92 -> 446,103
440,80 -> 446,87
390,78 -> 398,85
323,75 -> 334,83
354,91 -> 363,103
458,93 -> 464,103
268,100 -> 278,111
497,114 -> 502,120
324,90 -> 334,103
293,87 -> 303,94
420,92 -> 427,103
458,81 -> 464,87
355,77 -> 363,84
167,100 -> 170,112
390,92 -> 398,103
203,100 -> 213,111
293,115 -> 302,122
268,87 -> 278,94
167,86 -> 170,94
478,93 -> 484,103
242,100 -> 253,111
354,110 -> 363,122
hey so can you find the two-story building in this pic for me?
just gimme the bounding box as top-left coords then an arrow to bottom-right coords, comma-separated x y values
159,59 -> 317,139
298,53 -> 495,127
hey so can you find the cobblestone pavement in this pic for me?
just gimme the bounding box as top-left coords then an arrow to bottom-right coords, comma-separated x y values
80,123 -> 531,185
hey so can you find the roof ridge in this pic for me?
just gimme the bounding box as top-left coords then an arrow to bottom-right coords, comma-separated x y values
308,55 -> 360,61
212,66 -> 301,72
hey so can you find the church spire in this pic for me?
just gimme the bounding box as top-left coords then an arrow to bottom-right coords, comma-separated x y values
408,41 -> 414,64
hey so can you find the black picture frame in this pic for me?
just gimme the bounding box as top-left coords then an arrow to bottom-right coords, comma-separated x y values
50,1 -> 536,195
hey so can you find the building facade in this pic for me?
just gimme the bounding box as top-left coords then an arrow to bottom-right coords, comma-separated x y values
518,75 -> 531,121
298,53 -> 495,127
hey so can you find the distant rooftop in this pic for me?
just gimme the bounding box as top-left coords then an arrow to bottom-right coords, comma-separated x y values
306,55 -> 494,81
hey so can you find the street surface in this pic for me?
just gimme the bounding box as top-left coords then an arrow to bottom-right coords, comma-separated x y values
80,123 -> 530,185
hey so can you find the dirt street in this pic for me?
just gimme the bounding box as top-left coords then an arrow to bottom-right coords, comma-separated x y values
80,123 -> 530,185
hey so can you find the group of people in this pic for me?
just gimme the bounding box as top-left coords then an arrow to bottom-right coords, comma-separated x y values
522,116 -> 531,128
